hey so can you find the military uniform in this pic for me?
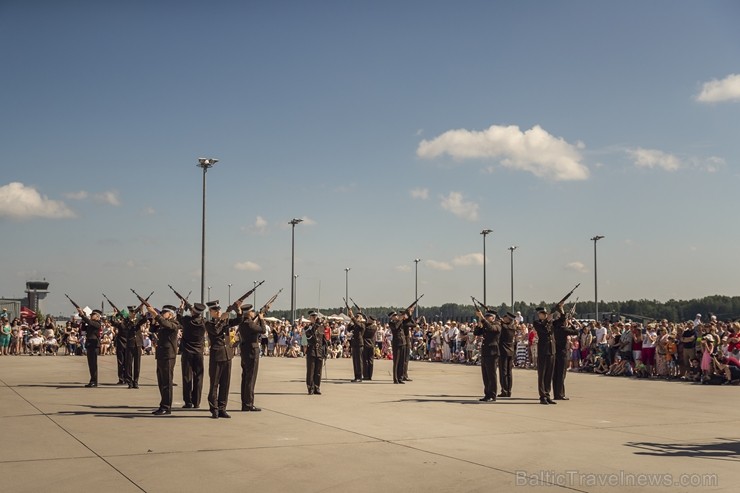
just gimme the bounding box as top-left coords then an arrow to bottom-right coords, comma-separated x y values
237,306 -> 266,411
401,317 -> 415,381
125,314 -> 144,389
113,317 -> 128,384
533,307 -> 557,404
305,313 -> 327,394
205,302 -> 239,418
179,303 -> 206,408
348,314 -> 365,382
389,312 -> 406,384
474,313 -> 500,401
80,311 -> 102,387
151,307 -> 181,414
362,319 -> 378,380
498,312 -> 517,397
553,309 -> 577,400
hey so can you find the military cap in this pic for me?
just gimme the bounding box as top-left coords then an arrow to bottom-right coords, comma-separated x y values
536,307 -> 548,314
387,311 -> 398,317
240,304 -> 253,312
161,305 -> 177,315
308,310 -> 318,316
191,303 -> 206,315
206,300 -> 221,310
91,309 -> 103,316
504,311 -> 516,319
485,311 -> 497,317
127,305 -> 137,312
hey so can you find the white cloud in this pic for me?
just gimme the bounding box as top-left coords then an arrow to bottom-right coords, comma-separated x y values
235,261 -> 262,272
565,261 -> 588,273
64,191 -> 89,200
417,124 -> 589,181
0,182 -> 75,219
440,191 -> 479,222
300,216 -> 317,226
254,215 -> 268,234
627,148 -> 681,171
142,207 -> 156,216
426,260 -> 453,271
94,190 -> 121,206
696,73 -> 740,103
395,265 -> 412,273
410,188 -> 429,200
452,253 -> 485,267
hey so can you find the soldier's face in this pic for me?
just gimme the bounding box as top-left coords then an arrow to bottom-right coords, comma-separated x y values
538,312 -> 547,321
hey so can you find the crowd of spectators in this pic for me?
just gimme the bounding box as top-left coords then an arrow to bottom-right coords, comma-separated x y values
3,307 -> 738,386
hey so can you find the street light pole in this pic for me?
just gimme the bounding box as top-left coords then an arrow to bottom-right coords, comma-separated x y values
344,267 -> 350,312
413,258 -> 421,319
508,246 -> 518,310
197,158 -> 218,304
227,283 -> 232,306
293,274 -> 299,321
480,229 -> 493,305
591,235 -> 605,322
289,218 -> 303,323
207,286 -> 211,301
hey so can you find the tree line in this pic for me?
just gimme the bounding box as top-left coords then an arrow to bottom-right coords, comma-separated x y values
270,295 -> 740,324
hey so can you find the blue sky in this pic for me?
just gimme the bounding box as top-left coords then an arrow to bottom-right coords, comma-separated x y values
1,1 -> 739,316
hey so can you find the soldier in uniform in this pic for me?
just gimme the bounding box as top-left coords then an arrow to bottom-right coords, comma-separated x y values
305,311 -> 327,394
347,306 -> 366,382
125,306 -> 145,389
533,304 -> 562,405
113,311 -> 128,385
474,308 -> 500,401
553,306 -> 577,400
362,316 -> 378,381
205,301 -> 239,419
236,303 -> 266,411
498,311 -> 517,397
77,308 -> 102,387
178,302 -> 206,408
388,311 -> 405,384
142,302 -> 181,415
401,314 -> 415,382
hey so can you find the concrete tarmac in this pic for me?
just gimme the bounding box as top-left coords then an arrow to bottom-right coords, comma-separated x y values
1,353 -> 738,492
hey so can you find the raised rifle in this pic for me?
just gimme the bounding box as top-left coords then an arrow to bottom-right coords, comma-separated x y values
569,297 -> 579,317
349,297 -> 363,313
65,294 -> 82,311
227,280 -> 265,313
254,288 -> 282,320
130,288 -> 149,307
557,283 -> 581,307
403,294 -> 424,314
470,296 -> 492,313
168,285 -> 194,312
102,293 -> 121,314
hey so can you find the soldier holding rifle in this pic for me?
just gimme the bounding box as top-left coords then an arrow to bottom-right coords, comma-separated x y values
205,300 -> 240,419
553,302 -> 579,401
169,285 -> 206,409
346,300 -> 366,383
66,295 -> 101,387
305,310 -> 328,395
473,300 -> 500,402
534,284 -> 578,405
132,290 -> 182,415
498,311 -> 517,398
238,288 -> 280,412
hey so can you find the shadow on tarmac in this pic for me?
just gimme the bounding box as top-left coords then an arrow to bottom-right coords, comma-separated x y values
625,439 -> 740,461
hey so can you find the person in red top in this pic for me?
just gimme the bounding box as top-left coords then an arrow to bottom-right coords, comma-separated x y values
528,326 -> 537,369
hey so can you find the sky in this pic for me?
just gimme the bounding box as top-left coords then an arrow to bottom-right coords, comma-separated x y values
1,1 -> 739,317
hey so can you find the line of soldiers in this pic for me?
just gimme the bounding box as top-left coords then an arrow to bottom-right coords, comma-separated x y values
74,293 -> 272,418
471,300 -> 577,404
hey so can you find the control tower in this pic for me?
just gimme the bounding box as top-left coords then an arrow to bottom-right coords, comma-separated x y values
25,280 -> 50,314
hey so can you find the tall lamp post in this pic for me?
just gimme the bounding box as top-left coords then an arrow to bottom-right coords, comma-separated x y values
293,274 -> 299,321
227,283 -> 232,306
413,258 -> 421,318
253,280 -> 257,308
197,157 -> 218,304
508,246 -> 518,310
480,229 -> 493,305
289,218 -> 303,323
591,235 -> 605,322
344,267 -> 351,312
207,286 -> 211,302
